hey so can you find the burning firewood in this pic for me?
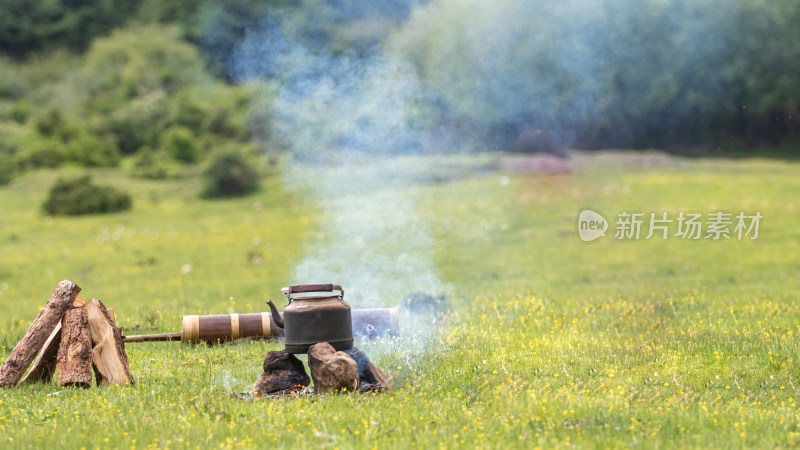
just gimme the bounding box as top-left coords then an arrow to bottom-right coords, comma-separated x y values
0,280 -> 81,388
253,350 -> 310,397
252,344 -> 391,398
343,347 -> 392,392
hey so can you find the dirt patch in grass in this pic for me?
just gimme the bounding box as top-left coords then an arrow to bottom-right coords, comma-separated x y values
501,150 -> 681,174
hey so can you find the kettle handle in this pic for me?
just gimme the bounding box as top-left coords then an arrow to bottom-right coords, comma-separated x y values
281,284 -> 344,297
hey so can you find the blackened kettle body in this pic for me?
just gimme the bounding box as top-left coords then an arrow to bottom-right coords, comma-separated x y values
267,284 -> 353,354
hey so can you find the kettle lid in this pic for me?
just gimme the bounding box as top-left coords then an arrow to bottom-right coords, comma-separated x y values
282,283 -> 344,299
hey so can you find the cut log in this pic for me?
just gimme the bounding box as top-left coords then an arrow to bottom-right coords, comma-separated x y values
86,298 -> 133,386
0,280 -> 81,388
57,306 -> 92,387
21,298 -> 87,384
308,342 -> 358,394
20,323 -> 62,384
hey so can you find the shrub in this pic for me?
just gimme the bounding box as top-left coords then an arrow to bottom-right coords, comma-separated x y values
83,25 -> 207,98
82,25 -> 208,154
131,146 -> 176,179
201,150 -> 260,198
42,175 -> 132,215
10,100 -> 30,123
0,122 -> 25,183
24,109 -> 121,168
0,0 -> 136,57
0,158 -> 14,185
102,95 -> 169,155
169,91 -> 208,131
160,125 -> 198,163
23,138 -> 68,168
65,132 -> 121,167
0,57 -> 29,99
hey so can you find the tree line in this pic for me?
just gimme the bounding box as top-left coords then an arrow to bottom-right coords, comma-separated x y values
1,0 -> 798,183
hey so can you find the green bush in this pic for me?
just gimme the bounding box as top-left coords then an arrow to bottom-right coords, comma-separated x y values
169,84 -> 255,142
10,100 -> 30,123
23,138 -> 68,168
24,108 -> 121,167
83,24 -> 207,99
0,158 -> 14,185
160,125 -> 198,163
33,108 -> 69,138
0,0 -> 138,57
169,90 -> 208,131
0,57 -> 29,99
102,96 -> 169,154
201,149 -> 260,198
42,175 -> 132,215
0,121 -> 24,183
79,26 -> 253,157
65,132 -> 121,167
131,146 -> 177,179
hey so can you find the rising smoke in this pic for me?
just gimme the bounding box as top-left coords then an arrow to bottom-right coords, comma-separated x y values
222,0 -> 747,311
227,2 -> 451,312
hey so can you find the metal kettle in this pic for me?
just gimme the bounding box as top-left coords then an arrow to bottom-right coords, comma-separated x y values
266,283 -> 354,354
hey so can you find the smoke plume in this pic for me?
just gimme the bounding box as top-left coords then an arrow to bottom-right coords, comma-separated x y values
222,0 -> 751,309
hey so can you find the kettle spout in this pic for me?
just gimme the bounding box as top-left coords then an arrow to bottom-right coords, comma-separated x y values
266,300 -> 285,329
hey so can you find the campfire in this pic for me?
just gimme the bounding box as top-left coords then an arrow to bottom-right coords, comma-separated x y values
253,344 -> 390,398
252,284 -> 391,396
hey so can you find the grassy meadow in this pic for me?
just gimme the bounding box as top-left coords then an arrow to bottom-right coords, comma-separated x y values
1,152 -> 799,448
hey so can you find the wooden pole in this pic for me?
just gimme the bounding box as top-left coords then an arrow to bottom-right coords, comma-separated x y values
86,298 -> 134,385
123,333 -> 182,342
0,280 -> 81,388
57,306 -> 92,387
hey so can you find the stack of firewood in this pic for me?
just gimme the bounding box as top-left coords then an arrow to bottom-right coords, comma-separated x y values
0,280 -> 133,388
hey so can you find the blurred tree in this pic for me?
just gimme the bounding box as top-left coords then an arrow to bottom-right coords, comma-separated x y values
582,0 -> 739,148
721,0 -> 800,146
387,0 -> 799,151
386,0 -> 602,150
2,0 -> 798,163
22,107 -> 120,167
194,0 -> 290,78
0,57 -> 29,99
0,121 -> 25,184
81,24 -> 208,154
132,145 -> 175,179
0,0 -> 139,58
82,24 -> 207,100
160,125 -> 198,163
135,0 -> 205,37
197,0 -> 420,80
201,148 -> 261,198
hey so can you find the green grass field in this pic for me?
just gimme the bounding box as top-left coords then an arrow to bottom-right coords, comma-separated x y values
1,152 -> 799,448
